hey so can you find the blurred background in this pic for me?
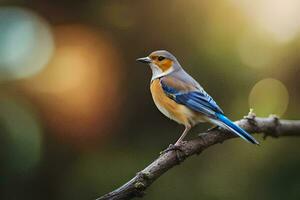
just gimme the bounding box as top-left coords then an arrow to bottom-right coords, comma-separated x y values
0,0 -> 299,200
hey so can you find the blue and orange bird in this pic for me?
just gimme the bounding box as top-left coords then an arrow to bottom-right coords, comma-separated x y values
137,50 -> 259,148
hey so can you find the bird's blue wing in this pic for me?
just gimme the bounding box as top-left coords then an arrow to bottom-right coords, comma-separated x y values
160,77 -> 258,144
160,78 -> 223,117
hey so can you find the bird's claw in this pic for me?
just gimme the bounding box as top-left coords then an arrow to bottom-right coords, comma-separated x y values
160,143 -> 185,162
162,144 -> 183,153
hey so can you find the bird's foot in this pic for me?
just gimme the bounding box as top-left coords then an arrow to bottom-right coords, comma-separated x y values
161,144 -> 183,154
160,143 -> 186,162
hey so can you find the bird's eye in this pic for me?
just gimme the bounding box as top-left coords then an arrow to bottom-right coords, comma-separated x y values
158,56 -> 165,61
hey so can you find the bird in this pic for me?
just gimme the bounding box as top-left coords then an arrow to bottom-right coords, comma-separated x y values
136,50 -> 259,149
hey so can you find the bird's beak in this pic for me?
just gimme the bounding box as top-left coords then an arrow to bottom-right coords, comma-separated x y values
136,57 -> 152,64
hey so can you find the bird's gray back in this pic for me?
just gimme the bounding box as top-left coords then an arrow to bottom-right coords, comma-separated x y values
169,68 -> 203,90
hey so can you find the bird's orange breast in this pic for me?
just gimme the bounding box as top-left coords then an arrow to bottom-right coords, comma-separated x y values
150,79 -> 201,126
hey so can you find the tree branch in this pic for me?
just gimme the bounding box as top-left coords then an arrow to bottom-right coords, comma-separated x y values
96,113 -> 300,200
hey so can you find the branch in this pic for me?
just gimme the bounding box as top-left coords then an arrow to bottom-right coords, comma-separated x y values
96,113 -> 300,200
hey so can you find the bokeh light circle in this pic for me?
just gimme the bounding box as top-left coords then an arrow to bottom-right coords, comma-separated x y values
23,25 -> 122,147
231,0 -> 300,43
249,78 -> 289,116
0,7 -> 54,81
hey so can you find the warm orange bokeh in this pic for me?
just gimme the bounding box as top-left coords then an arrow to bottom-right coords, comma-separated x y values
23,25 -> 123,147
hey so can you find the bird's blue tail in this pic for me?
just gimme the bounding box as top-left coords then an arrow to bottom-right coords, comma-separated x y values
215,113 -> 259,145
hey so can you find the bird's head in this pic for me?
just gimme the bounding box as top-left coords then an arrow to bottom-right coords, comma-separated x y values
137,50 -> 181,80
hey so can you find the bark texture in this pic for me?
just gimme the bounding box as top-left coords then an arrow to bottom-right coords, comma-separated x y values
96,113 -> 300,200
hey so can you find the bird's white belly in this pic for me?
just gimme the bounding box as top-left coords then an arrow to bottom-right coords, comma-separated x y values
154,99 -> 173,119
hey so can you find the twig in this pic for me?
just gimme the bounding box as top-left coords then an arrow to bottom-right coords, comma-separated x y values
96,113 -> 300,200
